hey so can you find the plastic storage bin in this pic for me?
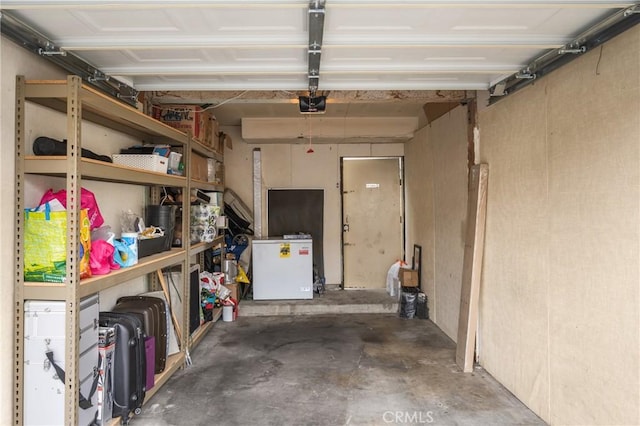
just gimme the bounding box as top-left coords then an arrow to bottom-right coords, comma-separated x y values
112,154 -> 168,173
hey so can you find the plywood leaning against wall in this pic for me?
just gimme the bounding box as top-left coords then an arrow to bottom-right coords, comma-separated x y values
456,164 -> 489,372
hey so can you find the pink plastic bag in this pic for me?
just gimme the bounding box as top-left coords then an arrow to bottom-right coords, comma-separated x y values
89,240 -> 121,275
39,188 -> 104,229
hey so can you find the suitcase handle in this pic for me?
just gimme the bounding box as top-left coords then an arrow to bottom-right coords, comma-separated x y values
45,350 -> 101,410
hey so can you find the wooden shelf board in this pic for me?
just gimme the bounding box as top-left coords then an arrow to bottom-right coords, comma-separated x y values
189,321 -> 214,349
190,241 -> 213,256
212,234 -> 225,249
191,139 -> 223,161
24,156 -> 188,187
23,249 -> 187,300
190,179 -> 224,192
189,236 -> 224,255
189,308 -> 222,349
144,352 -> 185,402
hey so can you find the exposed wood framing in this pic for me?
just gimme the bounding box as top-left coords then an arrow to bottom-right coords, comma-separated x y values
423,102 -> 459,125
150,90 -> 474,105
467,99 -> 478,169
456,163 -> 489,373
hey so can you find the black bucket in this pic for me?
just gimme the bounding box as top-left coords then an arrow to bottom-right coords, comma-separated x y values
146,205 -> 176,250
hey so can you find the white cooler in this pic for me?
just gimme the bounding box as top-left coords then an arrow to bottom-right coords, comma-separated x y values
24,295 -> 99,426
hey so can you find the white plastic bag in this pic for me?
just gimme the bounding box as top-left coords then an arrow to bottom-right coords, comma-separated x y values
217,284 -> 231,301
200,271 -> 224,292
386,260 -> 408,297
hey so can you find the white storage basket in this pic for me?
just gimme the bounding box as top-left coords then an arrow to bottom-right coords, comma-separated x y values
112,154 -> 168,173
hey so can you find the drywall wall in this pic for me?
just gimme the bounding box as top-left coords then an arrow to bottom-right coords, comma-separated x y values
479,25 -> 640,425
404,105 -> 469,341
432,106 -> 469,340
0,37 -> 146,423
222,125 -> 404,285
404,125 -> 436,318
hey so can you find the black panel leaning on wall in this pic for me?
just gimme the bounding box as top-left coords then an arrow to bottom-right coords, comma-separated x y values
267,189 -> 324,279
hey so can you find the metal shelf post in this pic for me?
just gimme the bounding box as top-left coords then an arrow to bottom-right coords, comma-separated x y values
13,75 -> 26,426
64,75 -> 83,426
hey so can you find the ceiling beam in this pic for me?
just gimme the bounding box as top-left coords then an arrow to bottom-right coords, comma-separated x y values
241,116 -> 419,144
149,90 -> 475,105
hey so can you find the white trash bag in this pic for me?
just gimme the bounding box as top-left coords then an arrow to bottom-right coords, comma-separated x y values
386,260 -> 408,297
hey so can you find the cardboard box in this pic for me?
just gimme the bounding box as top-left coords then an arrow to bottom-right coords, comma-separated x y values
399,268 -> 419,287
190,152 -> 208,181
210,117 -> 220,151
216,162 -> 224,184
153,104 -> 214,146
225,282 -> 240,303
206,158 -> 216,183
203,159 -> 223,184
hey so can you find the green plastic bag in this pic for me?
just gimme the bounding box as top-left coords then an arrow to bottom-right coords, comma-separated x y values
23,204 -> 92,283
24,203 -> 68,283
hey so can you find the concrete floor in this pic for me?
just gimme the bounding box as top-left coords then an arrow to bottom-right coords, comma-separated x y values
132,314 -> 544,426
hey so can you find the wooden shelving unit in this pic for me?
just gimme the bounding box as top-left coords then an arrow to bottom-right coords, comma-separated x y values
191,179 -> 225,192
23,249 -> 187,300
189,308 -> 223,349
190,235 -> 224,256
14,75 -> 225,425
191,138 -> 224,162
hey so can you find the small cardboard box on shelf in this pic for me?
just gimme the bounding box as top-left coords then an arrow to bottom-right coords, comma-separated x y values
191,152 -> 209,181
153,104 -> 214,147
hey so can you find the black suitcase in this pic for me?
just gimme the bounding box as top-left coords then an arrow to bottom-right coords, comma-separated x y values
114,296 -> 168,374
98,312 -> 146,424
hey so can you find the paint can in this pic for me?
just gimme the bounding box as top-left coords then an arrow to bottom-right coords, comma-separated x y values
222,305 -> 234,322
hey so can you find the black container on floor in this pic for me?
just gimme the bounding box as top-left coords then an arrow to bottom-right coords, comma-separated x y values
399,287 -> 419,319
416,292 -> 429,320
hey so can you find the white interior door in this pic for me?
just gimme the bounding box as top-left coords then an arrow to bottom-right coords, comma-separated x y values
342,157 -> 404,289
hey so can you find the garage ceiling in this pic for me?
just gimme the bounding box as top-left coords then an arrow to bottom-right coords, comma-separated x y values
2,1 -> 637,132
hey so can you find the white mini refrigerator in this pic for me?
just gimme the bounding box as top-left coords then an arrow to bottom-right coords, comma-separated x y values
252,238 -> 313,300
